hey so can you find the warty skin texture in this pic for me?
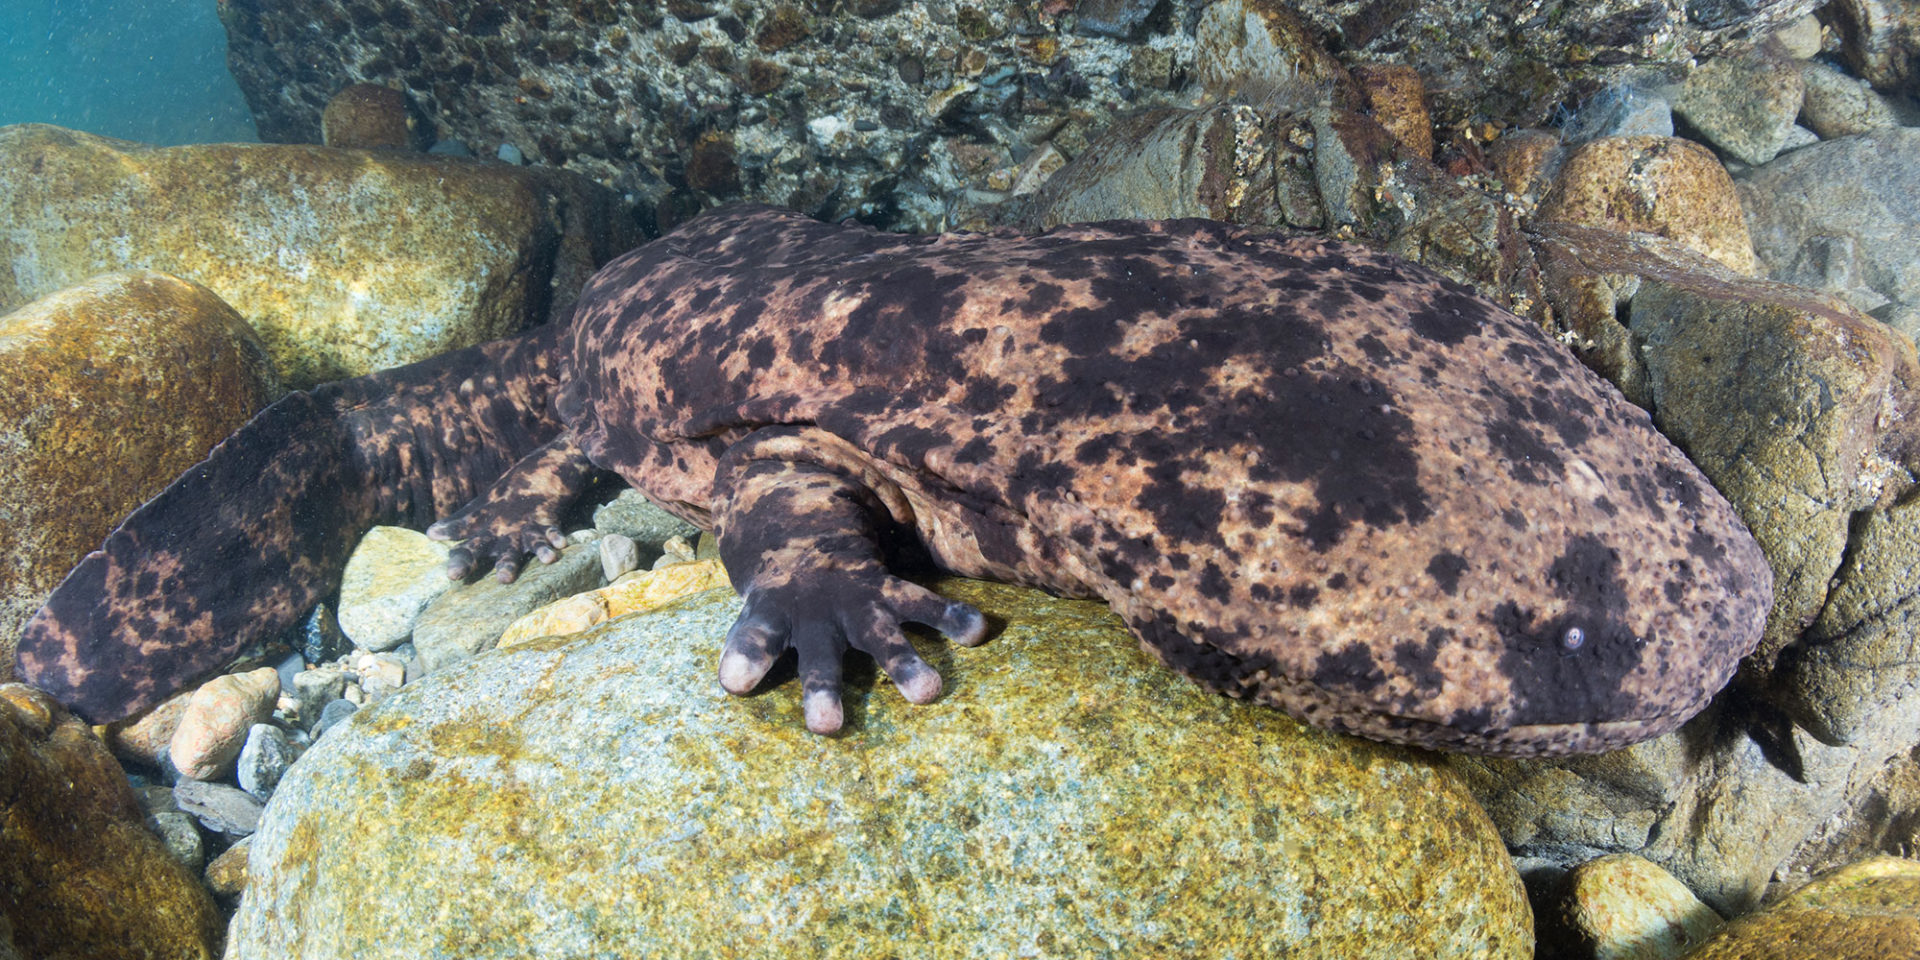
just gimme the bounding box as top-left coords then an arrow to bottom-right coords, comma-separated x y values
16,206 -> 1772,756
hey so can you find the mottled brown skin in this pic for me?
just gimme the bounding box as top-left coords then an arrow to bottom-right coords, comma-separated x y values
17,206 -> 1771,757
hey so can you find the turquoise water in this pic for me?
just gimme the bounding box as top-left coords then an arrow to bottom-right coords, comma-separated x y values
0,0 -> 255,144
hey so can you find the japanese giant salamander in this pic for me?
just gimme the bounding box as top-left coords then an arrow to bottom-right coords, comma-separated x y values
15,206 -> 1772,756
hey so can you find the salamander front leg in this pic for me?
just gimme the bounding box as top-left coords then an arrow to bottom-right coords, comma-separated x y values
712,433 -> 988,734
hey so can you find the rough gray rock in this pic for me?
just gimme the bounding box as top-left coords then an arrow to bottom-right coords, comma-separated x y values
214,0 -> 1823,231
1672,51 -> 1807,166
173,779 -> 265,838
409,538 -> 605,675
1798,60 -> 1901,138
237,724 -> 298,801
1737,127 -> 1920,341
590,487 -> 700,549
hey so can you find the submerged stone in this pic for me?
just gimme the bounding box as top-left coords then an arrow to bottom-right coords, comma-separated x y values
231,580 -> 1532,959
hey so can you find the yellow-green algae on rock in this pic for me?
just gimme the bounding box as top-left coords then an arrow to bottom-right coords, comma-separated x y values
0,123 -> 636,389
229,580 -> 1531,959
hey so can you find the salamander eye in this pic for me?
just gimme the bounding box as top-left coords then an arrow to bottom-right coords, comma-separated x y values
1561,626 -> 1585,651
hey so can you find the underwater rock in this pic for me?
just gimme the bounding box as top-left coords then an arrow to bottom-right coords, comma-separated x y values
0,269 -> 276,681
1560,854 -> 1723,960
336,526 -> 456,652
1672,51 -> 1807,166
1736,127 -> 1920,340
0,684 -> 221,960
169,667 -> 281,782
1823,0 -> 1920,94
1351,62 -> 1435,160
1537,136 -> 1757,275
591,486 -> 701,547
409,537 -> 605,675
0,123 -> 638,389
320,82 -> 421,150
1676,857 -> 1920,958
1797,61 -> 1901,139
229,580 -> 1533,959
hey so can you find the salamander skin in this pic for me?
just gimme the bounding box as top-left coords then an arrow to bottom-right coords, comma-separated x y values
17,206 -> 1771,756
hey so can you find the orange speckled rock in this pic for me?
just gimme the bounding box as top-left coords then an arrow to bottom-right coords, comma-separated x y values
0,270 -> 277,680
1538,136 -> 1757,276
0,683 -> 221,960
0,123 -> 639,389
1353,63 -> 1435,161
169,667 -> 281,781
1564,853 -> 1723,960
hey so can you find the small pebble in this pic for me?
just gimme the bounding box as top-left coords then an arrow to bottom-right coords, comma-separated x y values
237,723 -> 298,801
313,698 -> 359,740
600,533 -> 641,581
297,603 -> 354,665
272,649 -> 306,695
354,653 -> 407,703
169,668 -> 281,782
174,779 -> 265,838
654,534 -> 698,569
206,836 -> 253,899
291,666 -> 348,727
496,142 -> 524,164
149,810 -> 206,872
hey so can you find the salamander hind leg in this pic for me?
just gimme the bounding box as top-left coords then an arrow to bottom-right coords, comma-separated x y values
710,428 -> 988,734
426,434 -> 609,582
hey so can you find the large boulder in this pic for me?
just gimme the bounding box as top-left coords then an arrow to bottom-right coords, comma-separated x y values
0,270 -> 277,679
230,580 -> 1534,959
0,684 -> 222,960
0,123 -> 638,389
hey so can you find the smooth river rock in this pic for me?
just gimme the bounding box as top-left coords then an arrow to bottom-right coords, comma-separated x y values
230,580 -> 1532,959
0,123 -> 637,388
0,269 -> 277,681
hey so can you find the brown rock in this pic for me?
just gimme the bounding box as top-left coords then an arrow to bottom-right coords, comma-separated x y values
1824,0 -> 1920,93
1562,853 -> 1723,960
0,683 -> 221,959
1537,136 -> 1757,275
1486,129 -> 1565,209
104,686 -> 196,769
207,835 -> 253,900
321,83 -> 419,150
0,270 -> 277,680
1352,62 -> 1434,160
1678,857 -> 1920,959
0,124 -> 640,389
169,668 -> 282,781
